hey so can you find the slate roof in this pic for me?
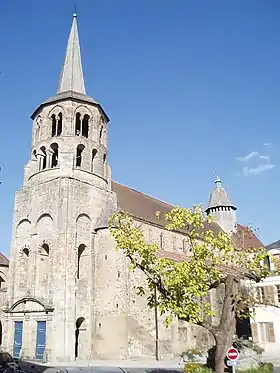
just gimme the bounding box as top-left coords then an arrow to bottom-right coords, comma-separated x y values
266,240 -> 280,251
111,181 -> 262,254
0,253 -> 9,267
57,14 -> 86,95
206,177 -> 236,211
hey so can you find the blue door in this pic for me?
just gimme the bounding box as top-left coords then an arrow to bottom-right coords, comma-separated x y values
36,321 -> 46,360
13,321 -> 23,358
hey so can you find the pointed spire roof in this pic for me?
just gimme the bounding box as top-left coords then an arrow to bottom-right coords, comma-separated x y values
206,176 -> 236,212
31,14 -> 110,122
57,13 -> 86,94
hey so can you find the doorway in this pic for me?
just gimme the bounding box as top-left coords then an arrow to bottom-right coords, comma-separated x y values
13,321 -> 23,358
36,321 -> 46,360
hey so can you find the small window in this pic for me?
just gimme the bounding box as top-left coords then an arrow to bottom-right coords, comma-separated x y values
50,143 -> 59,168
57,113 -> 62,136
258,322 -> 275,343
99,127 -> 103,142
75,113 -> 81,136
23,248 -> 29,257
41,243 -> 49,256
76,144 -> 85,168
51,114 -> 56,137
77,244 -> 86,279
91,149 -> 97,172
82,115 -> 89,138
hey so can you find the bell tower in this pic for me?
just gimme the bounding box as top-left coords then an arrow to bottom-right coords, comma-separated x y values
5,14 -> 119,362
205,177 -> 237,234
26,13 -> 110,188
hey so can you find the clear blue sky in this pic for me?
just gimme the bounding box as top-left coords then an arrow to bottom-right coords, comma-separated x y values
1,0 -> 280,256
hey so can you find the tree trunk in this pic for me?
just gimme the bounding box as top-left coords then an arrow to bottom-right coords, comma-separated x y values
211,276 -> 238,373
215,340 -> 228,373
214,332 -> 234,373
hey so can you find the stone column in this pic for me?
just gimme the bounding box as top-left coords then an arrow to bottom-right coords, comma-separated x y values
37,154 -> 44,171
89,118 -> 95,141
46,150 -> 53,169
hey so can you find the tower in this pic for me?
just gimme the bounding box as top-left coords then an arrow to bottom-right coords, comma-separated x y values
4,14 -> 121,362
205,177 -> 237,234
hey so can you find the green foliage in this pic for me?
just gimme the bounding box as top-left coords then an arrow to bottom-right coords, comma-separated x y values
184,363 -> 212,373
261,363 -> 274,372
237,363 -> 273,373
182,348 -> 203,361
109,204 -> 269,327
233,338 -> 264,355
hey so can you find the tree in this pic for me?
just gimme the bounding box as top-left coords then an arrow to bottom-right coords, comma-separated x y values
109,204 -> 271,373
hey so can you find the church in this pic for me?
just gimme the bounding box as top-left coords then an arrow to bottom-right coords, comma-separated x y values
0,14 -> 261,363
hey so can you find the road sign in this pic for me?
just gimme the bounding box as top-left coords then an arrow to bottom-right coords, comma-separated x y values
227,347 -> 239,361
227,360 -> 237,366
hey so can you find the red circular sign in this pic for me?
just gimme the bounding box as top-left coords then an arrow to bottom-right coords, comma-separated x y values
227,347 -> 239,361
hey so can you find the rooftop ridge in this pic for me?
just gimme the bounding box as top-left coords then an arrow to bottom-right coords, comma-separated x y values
112,180 -> 179,209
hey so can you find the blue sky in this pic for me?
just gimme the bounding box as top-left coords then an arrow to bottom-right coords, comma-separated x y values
1,0 -> 280,256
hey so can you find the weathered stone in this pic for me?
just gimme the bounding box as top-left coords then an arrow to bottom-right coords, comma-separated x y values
238,348 -> 261,371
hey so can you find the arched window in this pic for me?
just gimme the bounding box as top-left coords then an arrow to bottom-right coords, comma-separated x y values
51,113 -> 63,137
103,154 -> 107,177
35,116 -> 41,143
82,115 -> 89,138
51,114 -> 56,137
57,113 -> 62,136
76,145 -> 85,168
75,113 -> 81,136
40,146 -> 47,170
23,248 -> 29,257
75,317 -> 86,359
91,149 -> 97,172
50,143 -> 59,168
99,127 -> 103,143
77,244 -> 86,279
41,243 -> 49,256
38,243 -> 50,298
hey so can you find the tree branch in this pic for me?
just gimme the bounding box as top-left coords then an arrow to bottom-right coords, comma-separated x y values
127,254 -> 170,298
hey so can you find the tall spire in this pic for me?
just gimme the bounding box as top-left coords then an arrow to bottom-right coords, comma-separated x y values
57,13 -> 86,95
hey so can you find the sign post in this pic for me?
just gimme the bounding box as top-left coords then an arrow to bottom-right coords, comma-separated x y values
226,347 -> 239,373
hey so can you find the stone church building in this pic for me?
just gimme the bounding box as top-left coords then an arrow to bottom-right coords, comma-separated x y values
0,15 -> 262,363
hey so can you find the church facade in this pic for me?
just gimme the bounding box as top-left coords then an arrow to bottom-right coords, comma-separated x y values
1,15 -> 262,363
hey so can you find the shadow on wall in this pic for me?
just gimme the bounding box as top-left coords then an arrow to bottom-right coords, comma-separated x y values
17,360 -> 183,373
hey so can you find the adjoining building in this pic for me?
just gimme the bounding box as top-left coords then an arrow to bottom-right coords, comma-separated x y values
249,240 -> 280,355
